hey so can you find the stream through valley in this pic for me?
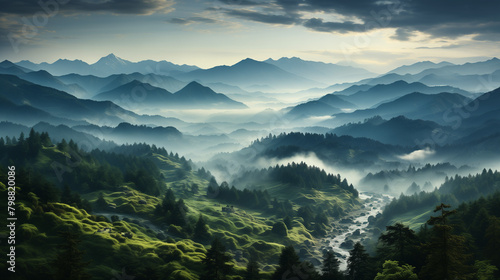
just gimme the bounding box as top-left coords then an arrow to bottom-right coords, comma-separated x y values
320,192 -> 392,270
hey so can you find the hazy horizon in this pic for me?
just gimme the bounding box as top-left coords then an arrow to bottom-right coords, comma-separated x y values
1,0 -> 499,73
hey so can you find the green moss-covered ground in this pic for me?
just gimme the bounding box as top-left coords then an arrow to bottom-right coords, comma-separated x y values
0,143 -> 362,279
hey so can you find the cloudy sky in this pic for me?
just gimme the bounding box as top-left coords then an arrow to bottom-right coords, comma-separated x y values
0,0 -> 499,72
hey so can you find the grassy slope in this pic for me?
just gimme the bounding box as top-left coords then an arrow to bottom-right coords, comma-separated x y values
0,146 -> 361,279
386,209 -> 433,230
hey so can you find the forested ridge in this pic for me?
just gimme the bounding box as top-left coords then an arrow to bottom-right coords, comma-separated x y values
1,131 -> 499,279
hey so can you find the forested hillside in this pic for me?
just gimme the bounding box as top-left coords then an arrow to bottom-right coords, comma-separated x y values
0,131 -> 362,279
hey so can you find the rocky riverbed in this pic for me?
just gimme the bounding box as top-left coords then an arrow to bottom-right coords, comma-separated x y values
320,192 -> 392,270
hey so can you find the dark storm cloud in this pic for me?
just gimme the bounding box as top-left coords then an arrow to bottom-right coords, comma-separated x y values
0,0 -> 175,54
215,0 -> 500,40
167,16 -> 217,25
303,18 -> 366,34
218,0 -> 264,6
416,44 -> 463,50
390,28 -> 415,41
0,0 -> 174,16
225,9 -> 299,25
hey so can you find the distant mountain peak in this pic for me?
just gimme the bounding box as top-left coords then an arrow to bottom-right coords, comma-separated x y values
233,58 -> 261,66
95,53 -> 129,66
391,80 -> 410,85
0,60 -> 16,67
278,56 -> 302,61
180,81 -> 212,93
104,53 -> 118,59
54,58 -> 87,63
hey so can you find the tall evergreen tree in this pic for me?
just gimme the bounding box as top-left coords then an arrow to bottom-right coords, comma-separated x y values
244,259 -> 260,280
53,231 -> 91,280
377,222 -> 418,265
202,237 -> 233,280
347,242 -> 370,280
194,214 -> 209,241
485,216 -> 500,272
321,250 -> 341,280
272,245 -> 301,280
420,203 -> 469,280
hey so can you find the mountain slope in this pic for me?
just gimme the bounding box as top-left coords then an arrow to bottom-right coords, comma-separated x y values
0,60 -> 32,74
99,72 -> 186,93
0,63 -> 88,98
93,80 -> 174,106
417,57 -> 500,76
173,81 -> 247,109
285,101 -> 341,119
264,57 -> 375,84
58,72 -> 187,97
418,70 -> 500,93
319,92 -> 471,127
340,80 -> 469,108
175,58 -> 323,92
387,61 -> 454,75
331,116 -> 454,146
94,80 -> 246,109
354,58 -> 500,92
16,53 -> 199,77
317,94 -> 357,109
0,96 -> 86,127
0,74 -> 182,127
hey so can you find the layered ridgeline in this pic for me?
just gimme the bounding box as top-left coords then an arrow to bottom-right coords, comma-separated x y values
360,162 -> 473,194
93,81 -> 247,109
344,170 -> 500,280
0,74 -> 178,127
15,53 -> 200,77
373,169 -> 500,231
344,57 -> 500,92
0,131 -> 361,280
207,132 -> 411,179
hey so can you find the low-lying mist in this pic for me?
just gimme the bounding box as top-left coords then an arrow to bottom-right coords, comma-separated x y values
257,152 -> 366,188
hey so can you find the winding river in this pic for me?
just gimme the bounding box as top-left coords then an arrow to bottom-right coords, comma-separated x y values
321,192 -> 392,270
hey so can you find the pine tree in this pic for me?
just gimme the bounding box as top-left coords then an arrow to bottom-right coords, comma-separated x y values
245,259 -> 260,280
171,198 -> 187,226
202,237 -> 233,280
272,245 -> 301,280
321,250 -> 341,280
27,128 -> 42,157
377,222 -> 418,265
194,214 -> 209,241
53,231 -> 91,280
420,203 -> 470,280
95,192 -> 108,210
284,216 -> 293,229
347,242 -> 370,280
485,216 -> 500,271
161,188 -> 176,214
61,185 -> 73,205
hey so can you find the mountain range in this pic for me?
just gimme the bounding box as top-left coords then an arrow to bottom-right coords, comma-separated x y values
264,57 -> 375,84
93,80 -> 247,109
387,61 -> 454,75
352,58 -> 500,92
319,91 -> 471,127
331,116 -> 454,147
338,80 -> 470,108
0,74 -> 184,127
16,53 -> 199,77
173,58 -> 324,92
